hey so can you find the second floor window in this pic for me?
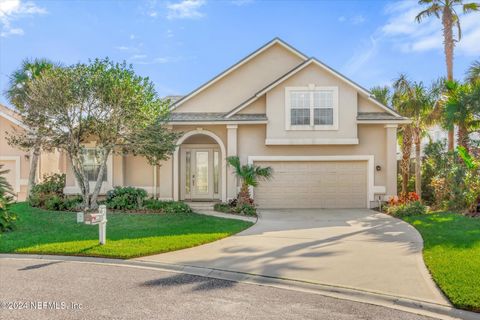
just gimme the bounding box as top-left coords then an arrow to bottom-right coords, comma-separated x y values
287,87 -> 337,129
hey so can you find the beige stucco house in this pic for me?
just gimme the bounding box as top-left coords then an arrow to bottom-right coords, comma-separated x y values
2,38 -> 409,208
0,104 -> 63,201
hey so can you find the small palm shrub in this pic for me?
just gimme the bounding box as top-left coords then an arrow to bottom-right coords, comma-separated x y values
0,164 -> 16,232
105,186 -> 148,210
226,156 -> 272,215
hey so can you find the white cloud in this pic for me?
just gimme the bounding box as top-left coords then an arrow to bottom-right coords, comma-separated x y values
166,0 -> 206,20
0,0 -> 46,37
381,0 -> 480,56
343,36 -> 378,75
343,0 -> 480,77
127,55 -> 184,65
130,54 -> 148,60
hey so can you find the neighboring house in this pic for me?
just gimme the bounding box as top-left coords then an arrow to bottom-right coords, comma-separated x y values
0,104 -> 29,200
0,104 -> 63,201
3,38 -> 410,208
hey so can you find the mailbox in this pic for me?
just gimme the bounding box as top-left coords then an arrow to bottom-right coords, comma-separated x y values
81,205 -> 108,245
84,213 -> 104,225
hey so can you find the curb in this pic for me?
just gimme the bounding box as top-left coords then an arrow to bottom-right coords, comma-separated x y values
2,254 -> 478,320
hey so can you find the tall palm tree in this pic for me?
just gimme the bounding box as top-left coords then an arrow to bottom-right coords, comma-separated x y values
415,0 -> 480,151
5,59 -> 54,198
393,75 -> 434,199
227,156 -> 273,206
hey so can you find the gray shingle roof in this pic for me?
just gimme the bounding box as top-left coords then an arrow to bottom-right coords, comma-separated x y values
169,112 -> 267,122
357,112 -> 407,121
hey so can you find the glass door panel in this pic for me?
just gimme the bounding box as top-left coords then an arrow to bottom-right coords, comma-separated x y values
194,151 -> 209,195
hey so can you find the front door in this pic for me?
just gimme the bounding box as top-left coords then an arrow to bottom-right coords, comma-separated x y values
181,147 -> 220,200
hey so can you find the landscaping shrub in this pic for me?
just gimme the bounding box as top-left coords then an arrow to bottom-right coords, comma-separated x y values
105,186 -> 148,210
31,173 -> 65,196
143,199 -> 192,214
213,201 -> 257,216
387,201 -> 427,217
386,192 -> 427,217
235,203 -> 256,216
213,202 -> 231,213
28,173 -> 80,211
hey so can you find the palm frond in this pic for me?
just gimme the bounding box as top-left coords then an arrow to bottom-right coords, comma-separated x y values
466,60 -> 480,83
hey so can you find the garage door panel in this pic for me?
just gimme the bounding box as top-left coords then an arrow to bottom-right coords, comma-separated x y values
254,161 -> 367,209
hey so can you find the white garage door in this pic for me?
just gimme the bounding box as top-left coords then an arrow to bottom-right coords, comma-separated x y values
254,161 -> 368,209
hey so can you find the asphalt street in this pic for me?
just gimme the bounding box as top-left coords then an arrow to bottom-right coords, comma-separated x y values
0,258 -> 436,320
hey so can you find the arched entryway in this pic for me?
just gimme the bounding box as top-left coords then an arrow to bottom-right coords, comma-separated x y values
173,129 -> 227,202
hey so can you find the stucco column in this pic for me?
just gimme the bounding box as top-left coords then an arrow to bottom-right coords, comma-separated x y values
160,158 -> 173,200
227,124 -> 238,200
385,124 -> 398,198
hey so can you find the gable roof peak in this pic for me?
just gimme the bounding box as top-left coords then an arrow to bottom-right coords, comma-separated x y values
170,37 -> 308,110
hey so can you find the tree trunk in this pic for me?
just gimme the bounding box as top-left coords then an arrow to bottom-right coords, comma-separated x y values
414,128 -> 422,200
69,152 -> 90,210
237,182 -> 251,207
401,125 -> 413,198
457,123 -> 469,151
443,7 -> 455,151
90,149 -> 110,209
27,145 -> 40,198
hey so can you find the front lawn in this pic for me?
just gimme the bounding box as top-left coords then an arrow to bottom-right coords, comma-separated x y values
0,203 -> 253,259
403,212 -> 480,312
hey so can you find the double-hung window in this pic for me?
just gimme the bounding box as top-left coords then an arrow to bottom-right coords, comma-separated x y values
290,91 -> 311,125
287,86 -> 338,130
83,148 -> 107,182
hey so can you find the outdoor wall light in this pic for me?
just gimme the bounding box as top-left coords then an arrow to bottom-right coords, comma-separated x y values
376,165 -> 381,171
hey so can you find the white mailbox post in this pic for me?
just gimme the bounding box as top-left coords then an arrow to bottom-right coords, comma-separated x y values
98,205 -> 107,245
83,205 -> 108,245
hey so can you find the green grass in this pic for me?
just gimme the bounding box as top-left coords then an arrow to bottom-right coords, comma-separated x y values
403,212 -> 480,312
0,203 -> 253,259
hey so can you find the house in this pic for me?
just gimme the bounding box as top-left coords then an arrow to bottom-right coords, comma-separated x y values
3,38 -> 409,208
0,104 -> 63,200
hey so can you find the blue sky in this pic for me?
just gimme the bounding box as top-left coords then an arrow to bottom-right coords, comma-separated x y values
1,0 -> 479,106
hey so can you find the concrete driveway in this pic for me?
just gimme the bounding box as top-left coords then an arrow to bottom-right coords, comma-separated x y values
136,209 -> 447,305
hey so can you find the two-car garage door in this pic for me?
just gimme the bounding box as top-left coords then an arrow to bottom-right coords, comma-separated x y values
254,161 -> 368,209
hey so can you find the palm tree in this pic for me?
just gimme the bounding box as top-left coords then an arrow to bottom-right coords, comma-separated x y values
415,0 -> 480,151
370,86 -> 392,106
393,75 -> 434,199
466,60 -> 480,83
5,59 -> 54,198
442,79 -> 480,150
227,156 -> 273,206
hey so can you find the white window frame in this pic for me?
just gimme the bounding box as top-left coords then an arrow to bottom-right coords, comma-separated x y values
285,85 -> 339,131
64,144 -> 113,195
